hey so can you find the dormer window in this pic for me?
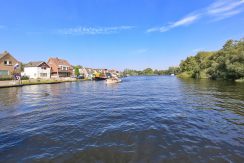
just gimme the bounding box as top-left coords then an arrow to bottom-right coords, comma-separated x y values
4,60 -> 12,66
59,65 -> 69,71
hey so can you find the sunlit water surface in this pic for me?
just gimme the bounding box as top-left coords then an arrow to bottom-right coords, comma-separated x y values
0,76 -> 243,162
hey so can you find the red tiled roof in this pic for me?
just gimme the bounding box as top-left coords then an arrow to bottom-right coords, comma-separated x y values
47,57 -> 72,73
48,57 -> 71,66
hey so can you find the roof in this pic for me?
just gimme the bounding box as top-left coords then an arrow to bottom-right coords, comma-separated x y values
0,51 -> 11,59
0,54 -> 5,59
48,57 -> 72,67
25,61 -> 48,67
0,51 -> 19,63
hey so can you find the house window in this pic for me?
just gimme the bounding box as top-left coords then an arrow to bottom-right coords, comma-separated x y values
62,66 -> 68,71
3,60 -> 12,66
42,67 -> 46,70
40,73 -> 47,77
0,70 -> 9,76
59,65 -> 69,71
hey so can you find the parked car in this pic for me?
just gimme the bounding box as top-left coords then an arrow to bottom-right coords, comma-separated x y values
77,75 -> 84,79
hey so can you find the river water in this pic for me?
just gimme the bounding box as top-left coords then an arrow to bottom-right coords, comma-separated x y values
0,76 -> 243,162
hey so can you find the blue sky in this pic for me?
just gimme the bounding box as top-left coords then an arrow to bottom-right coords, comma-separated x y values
0,0 -> 244,70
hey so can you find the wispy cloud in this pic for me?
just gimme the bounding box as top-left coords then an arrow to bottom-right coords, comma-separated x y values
147,0 -> 244,33
58,26 -> 135,35
207,0 -> 244,21
207,0 -> 244,15
147,14 -> 199,33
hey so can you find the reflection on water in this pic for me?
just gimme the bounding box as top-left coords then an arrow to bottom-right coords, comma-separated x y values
0,87 -> 21,108
180,78 -> 244,117
0,76 -> 243,162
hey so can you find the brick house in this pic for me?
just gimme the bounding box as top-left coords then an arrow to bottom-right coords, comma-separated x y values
47,57 -> 73,78
0,51 -> 20,77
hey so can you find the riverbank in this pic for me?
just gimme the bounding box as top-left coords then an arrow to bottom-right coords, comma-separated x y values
177,71 -> 244,83
0,78 -> 78,88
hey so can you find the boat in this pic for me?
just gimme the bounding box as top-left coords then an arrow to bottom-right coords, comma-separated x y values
93,72 -> 107,81
171,74 -> 175,76
94,76 -> 107,81
106,77 -> 122,84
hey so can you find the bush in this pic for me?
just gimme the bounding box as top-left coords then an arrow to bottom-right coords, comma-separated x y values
0,75 -> 13,81
21,76 -> 29,80
0,75 -> 29,81
177,71 -> 193,78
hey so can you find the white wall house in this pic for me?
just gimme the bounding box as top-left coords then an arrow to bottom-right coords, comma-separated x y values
23,61 -> 51,79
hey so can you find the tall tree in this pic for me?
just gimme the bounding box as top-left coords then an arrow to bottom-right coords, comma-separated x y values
74,66 -> 80,77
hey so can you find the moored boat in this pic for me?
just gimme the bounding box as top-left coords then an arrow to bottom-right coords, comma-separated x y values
106,77 -> 122,84
93,72 -> 107,81
94,77 -> 107,81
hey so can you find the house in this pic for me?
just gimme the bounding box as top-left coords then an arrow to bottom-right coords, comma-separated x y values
79,67 -> 89,78
47,57 -> 73,78
93,68 -> 107,74
108,69 -> 121,76
0,51 -> 20,77
23,61 -> 51,79
78,67 -> 95,79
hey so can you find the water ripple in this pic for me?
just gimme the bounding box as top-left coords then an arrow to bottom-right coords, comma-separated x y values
0,76 -> 243,162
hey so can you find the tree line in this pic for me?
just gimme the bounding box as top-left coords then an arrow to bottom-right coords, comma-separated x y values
123,38 -> 244,81
178,39 -> 244,80
123,67 -> 179,76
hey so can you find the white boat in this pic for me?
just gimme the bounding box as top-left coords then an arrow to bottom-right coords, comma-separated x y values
106,77 -> 122,84
171,74 -> 175,76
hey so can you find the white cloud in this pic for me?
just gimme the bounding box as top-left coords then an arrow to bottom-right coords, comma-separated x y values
172,15 -> 199,27
58,26 -> 135,35
207,0 -> 244,20
146,27 -> 159,33
147,14 -> 199,33
147,0 -> 244,33
207,0 -> 244,15
211,9 -> 242,21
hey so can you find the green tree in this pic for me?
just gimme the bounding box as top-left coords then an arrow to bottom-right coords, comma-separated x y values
74,66 -> 80,77
179,38 -> 244,80
154,69 -> 159,75
143,68 -> 154,75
